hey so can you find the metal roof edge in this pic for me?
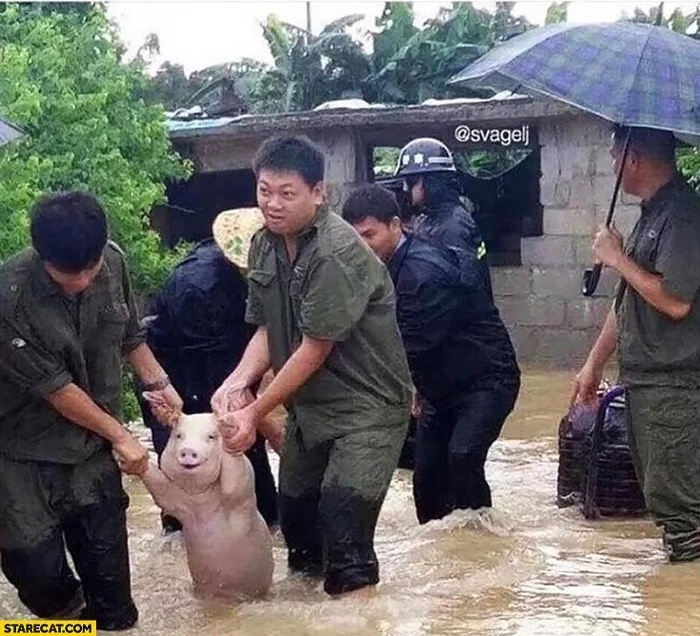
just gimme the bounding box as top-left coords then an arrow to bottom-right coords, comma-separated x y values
167,99 -> 583,141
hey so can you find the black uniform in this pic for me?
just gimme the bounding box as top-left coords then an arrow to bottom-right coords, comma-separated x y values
387,232 -> 520,523
415,199 -> 494,300
139,238 -> 278,528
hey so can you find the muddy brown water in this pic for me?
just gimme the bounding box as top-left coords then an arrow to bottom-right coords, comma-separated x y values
2,370 -> 699,634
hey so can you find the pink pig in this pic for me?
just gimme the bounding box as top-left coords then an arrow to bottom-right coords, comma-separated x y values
140,413 -> 274,600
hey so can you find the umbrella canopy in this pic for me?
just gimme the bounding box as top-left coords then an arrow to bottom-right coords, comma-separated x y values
448,21 -> 700,143
449,21 -> 700,297
0,116 -> 26,146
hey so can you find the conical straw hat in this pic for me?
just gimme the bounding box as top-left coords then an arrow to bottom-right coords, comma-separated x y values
212,207 -> 266,270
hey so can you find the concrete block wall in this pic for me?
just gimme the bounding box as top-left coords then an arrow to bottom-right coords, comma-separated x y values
492,114 -> 640,368
188,116 -> 642,369
309,129 -> 360,216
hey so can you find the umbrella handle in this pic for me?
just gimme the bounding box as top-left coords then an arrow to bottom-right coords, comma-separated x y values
580,128 -> 632,297
582,264 -> 602,296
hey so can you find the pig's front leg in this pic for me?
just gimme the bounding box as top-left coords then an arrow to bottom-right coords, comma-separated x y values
219,452 -> 256,508
140,462 -> 188,519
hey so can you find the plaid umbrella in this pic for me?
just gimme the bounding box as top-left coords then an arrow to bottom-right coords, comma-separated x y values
0,116 -> 25,146
449,22 -> 700,295
448,21 -> 700,143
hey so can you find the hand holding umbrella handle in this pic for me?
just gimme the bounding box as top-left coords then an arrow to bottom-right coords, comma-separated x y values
582,264 -> 603,297
580,128 -> 631,297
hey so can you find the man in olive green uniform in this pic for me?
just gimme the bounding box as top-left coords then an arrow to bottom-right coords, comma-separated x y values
0,192 -> 183,629
211,136 -> 412,596
572,126 -> 700,562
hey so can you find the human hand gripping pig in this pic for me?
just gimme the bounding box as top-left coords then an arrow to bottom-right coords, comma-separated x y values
139,413 -> 274,600
212,385 -> 284,456
142,387 -> 182,428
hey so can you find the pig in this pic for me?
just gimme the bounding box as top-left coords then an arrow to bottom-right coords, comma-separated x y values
139,412 -> 274,600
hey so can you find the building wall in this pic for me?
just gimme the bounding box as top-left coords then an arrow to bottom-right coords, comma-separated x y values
176,113 -> 641,369
187,127 -> 361,215
491,114 -> 639,368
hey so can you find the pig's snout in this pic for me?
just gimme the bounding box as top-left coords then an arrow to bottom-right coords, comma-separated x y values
178,446 -> 202,468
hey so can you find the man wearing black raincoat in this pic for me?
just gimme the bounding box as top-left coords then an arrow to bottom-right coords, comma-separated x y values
343,184 -> 521,524
394,137 -> 494,301
139,233 -> 278,531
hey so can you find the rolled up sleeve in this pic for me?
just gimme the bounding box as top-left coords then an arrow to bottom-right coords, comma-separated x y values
0,318 -> 72,397
300,252 -> 375,342
656,218 -> 700,303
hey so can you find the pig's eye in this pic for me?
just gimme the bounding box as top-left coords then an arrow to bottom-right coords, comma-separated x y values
208,434 -> 218,441
174,432 -> 182,440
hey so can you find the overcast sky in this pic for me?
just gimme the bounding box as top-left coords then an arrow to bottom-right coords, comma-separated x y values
107,1 -> 700,75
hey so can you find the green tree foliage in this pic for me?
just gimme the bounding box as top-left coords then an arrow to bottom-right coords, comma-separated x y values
141,61 -> 193,110
0,2 -> 191,291
364,2 -> 531,104
621,2 -> 700,32
138,1 -> 700,188
252,13 -> 370,112
144,2 -> 534,112
372,2 -> 419,74
679,148 -> 700,188
545,2 -> 569,24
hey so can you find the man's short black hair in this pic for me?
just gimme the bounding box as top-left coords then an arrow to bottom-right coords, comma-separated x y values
252,135 -> 325,188
612,124 -> 676,164
342,183 -> 401,226
30,191 -> 108,272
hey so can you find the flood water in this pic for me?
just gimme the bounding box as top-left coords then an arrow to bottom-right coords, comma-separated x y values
2,370 -> 699,634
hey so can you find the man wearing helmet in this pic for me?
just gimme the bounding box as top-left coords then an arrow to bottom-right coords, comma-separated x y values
342,183 -> 520,524
395,137 -> 493,297
386,138 -> 520,522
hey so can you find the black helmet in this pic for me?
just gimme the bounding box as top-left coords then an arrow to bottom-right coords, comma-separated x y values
394,137 -> 456,177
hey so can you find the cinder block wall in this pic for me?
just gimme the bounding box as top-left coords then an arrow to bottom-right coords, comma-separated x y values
183,117 -> 642,369
492,114 -> 639,368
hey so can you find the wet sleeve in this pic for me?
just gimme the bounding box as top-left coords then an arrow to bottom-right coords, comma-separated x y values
439,212 -> 485,259
395,273 -> 459,356
245,237 -> 266,326
245,279 -> 266,326
0,317 -> 72,397
119,253 -> 146,354
655,217 -> 700,303
300,251 -> 375,341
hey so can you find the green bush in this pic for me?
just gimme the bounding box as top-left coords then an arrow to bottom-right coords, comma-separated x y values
0,3 -> 193,423
0,2 -> 192,291
678,147 -> 700,190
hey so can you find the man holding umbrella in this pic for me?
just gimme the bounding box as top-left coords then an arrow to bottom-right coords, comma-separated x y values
449,17 -> 700,562
571,125 -> 700,562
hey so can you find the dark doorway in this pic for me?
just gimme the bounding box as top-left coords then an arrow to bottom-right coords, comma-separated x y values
454,145 -> 543,266
152,169 -> 257,247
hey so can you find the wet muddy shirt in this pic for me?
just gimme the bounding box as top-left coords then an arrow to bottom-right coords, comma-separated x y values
614,174 -> 700,387
0,243 -> 145,463
245,207 -> 412,447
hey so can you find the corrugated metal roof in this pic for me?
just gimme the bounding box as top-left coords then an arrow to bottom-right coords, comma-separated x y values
166,115 -> 252,134
165,96 -> 582,141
